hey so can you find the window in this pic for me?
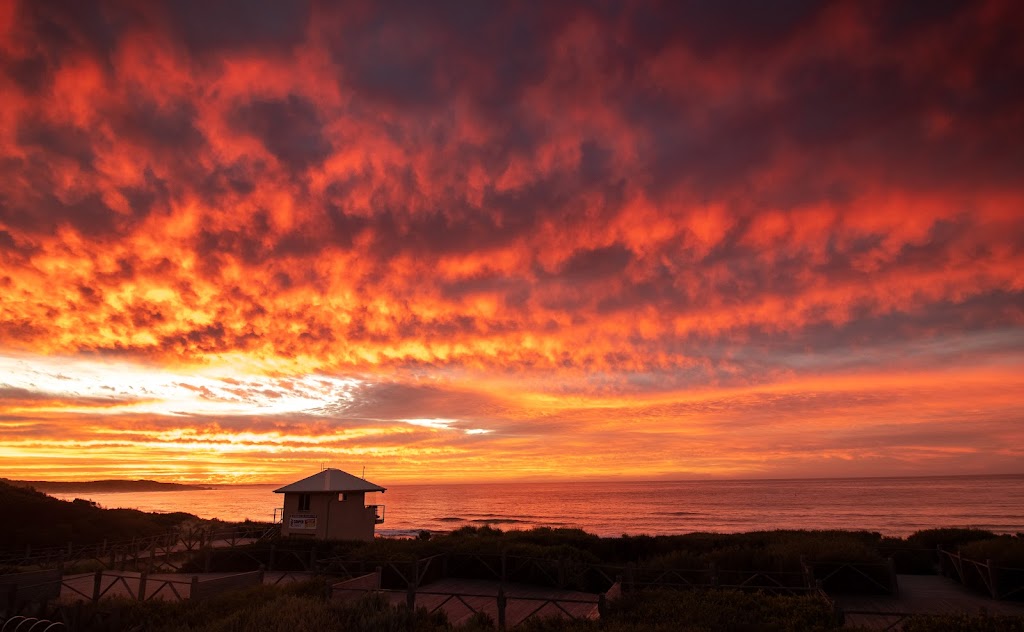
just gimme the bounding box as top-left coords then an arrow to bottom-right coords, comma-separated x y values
298,493 -> 311,511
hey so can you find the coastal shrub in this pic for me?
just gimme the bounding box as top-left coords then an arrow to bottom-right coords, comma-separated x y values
0,481 -> 196,548
901,613 -> 1024,631
960,536 -> 1024,568
603,589 -> 840,632
907,528 -> 998,552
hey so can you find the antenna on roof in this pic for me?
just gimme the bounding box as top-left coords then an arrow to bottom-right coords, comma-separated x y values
362,466 -> 366,478
321,462 -> 325,472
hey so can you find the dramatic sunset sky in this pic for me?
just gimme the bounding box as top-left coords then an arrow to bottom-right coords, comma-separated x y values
1,1 -> 1022,484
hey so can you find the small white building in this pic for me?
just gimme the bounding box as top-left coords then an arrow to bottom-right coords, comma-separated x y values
274,469 -> 386,541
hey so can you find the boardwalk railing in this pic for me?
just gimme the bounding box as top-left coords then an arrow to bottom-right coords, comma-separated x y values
0,525 -> 274,573
1,568 -> 269,615
331,572 -> 605,631
939,548 -> 1024,600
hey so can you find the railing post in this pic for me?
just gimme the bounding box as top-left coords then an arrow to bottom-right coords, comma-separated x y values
406,560 -> 417,611
497,585 -> 507,632
986,559 -> 999,599
93,570 -> 103,603
376,566 -> 383,590
800,555 -> 813,589
138,572 -> 148,601
887,558 -> 898,596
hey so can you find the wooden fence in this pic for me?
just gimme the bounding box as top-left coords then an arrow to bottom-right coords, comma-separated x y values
2,568 -> 267,616
939,548 -> 1024,600
0,525 -> 277,574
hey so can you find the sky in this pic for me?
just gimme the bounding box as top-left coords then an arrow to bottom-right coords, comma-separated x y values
0,0 -> 1022,485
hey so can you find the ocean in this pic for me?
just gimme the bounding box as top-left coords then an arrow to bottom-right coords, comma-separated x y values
50,475 -> 1024,538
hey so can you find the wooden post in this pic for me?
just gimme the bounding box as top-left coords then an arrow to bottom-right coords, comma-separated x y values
986,559 -> 999,599
376,566 -> 383,590
190,576 -> 199,601
268,545 -> 276,572
406,560 -> 417,610
7,583 -> 17,614
92,570 -> 103,603
887,558 -> 898,596
138,572 -> 148,601
149,544 -> 156,572
798,553 -> 815,590
501,550 -> 507,583
497,586 -> 507,632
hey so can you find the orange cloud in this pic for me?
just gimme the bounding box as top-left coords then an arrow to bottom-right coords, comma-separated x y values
1,0 -> 1022,482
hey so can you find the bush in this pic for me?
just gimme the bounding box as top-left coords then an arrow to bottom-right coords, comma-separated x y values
960,537 -> 1024,568
907,529 -> 998,552
901,613 -> 1024,632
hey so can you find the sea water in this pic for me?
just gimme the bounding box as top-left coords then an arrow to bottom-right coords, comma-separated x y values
50,475 -> 1024,538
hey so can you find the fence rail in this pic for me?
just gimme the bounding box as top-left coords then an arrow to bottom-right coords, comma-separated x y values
2,568 -> 268,616
0,525 -> 277,573
939,548 -> 1024,600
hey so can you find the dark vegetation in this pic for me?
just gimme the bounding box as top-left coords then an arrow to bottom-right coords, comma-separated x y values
0,480 -> 197,549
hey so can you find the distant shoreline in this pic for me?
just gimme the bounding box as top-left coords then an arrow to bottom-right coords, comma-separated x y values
1,478 -> 214,493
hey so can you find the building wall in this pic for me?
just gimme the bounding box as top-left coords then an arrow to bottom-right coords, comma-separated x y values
280,491 -> 377,541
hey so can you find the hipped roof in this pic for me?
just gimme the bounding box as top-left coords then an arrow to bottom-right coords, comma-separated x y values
273,468 -> 386,494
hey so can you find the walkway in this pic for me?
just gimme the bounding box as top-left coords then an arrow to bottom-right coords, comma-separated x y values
836,574 -> 1024,630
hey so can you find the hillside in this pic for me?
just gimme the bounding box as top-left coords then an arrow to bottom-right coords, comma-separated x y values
1,478 -> 212,493
0,480 -> 198,549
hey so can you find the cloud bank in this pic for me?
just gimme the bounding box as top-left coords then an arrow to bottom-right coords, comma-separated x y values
0,0 -> 1022,482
